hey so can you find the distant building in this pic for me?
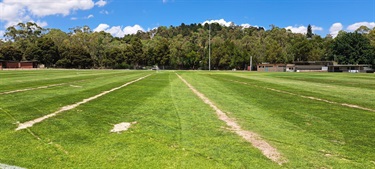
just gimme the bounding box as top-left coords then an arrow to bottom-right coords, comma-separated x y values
0,60 -> 38,69
286,64 -> 295,72
257,61 -> 373,73
293,61 -> 334,72
257,63 -> 286,72
328,64 -> 373,73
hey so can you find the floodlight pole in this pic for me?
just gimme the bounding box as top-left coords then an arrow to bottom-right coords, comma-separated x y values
209,23 -> 211,71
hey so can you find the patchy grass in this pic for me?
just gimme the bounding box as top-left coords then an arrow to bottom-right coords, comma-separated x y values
0,70 -> 374,168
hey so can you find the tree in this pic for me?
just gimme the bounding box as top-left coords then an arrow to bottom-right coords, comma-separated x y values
0,45 -> 23,61
87,31 -> 113,68
306,24 -> 313,39
36,37 -> 59,67
356,26 -> 371,34
4,22 -> 43,42
4,22 -> 45,61
127,36 -> 143,68
153,36 -> 170,68
330,31 -> 375,64
58,42 -> 92,69
2,21 -> 338,69
44,29 -> 69,52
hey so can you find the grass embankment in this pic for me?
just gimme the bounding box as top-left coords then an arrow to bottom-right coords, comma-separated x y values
0,70 -> 374,168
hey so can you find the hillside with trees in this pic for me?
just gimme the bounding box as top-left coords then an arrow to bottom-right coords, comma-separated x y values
1,22 -> 374,69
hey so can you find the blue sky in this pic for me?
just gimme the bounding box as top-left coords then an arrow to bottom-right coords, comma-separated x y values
1,0 -> 375,38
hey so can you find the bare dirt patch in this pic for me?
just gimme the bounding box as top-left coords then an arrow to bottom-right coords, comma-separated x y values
176,74 -> 286,165
16,74 -> 151,131
110,122 -> 137,133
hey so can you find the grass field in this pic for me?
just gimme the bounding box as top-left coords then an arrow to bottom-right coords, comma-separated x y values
0,70 -> 374,168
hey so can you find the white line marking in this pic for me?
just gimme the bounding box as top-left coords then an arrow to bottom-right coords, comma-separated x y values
0,83 -> 66,95
230,79 -> 375,113
16,74 -> 151,131
0,163 -> 26,169
176,74 -> 286,165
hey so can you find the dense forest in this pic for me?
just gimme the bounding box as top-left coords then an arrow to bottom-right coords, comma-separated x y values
1,22 -> 375,70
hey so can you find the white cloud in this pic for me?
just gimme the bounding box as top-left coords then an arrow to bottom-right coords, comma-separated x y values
85,14 -> 94,19
203,19 -> 234,27
241,24 -> 251,28
347,22 -> 375,32
328,21 -> 375,38
95,0 -> 107,7
285,26 -> 305,34
0,2 -> 23,23
329,23 -> 343,38
94,24 -> 145,37
2,0 -> 95,17
107,26 -> 124,37
0,0 -> 96,28
124,25 -> 144,35
285,25 -> 323,34
100,10 -> 109,15
71,17 -> 78,20
35,20 -> 48,27
312,26 -> 323,32
203,19 -> 257,29
93,23 -> 110,32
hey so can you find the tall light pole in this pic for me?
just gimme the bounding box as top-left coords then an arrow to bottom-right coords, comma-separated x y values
209,23 -> 211,71
249,56 -> 252,71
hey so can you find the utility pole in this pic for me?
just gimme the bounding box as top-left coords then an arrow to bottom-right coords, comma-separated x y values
209,23 -> 211,71
249,56 -> 252,71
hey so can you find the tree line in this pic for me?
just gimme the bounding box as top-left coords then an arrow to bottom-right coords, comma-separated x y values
0,22 -> 374,69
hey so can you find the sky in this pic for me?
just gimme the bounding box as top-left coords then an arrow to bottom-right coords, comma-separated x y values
0,0 -> 375,38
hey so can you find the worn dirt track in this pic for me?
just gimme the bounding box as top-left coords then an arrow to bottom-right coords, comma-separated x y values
176,73 -> 286,165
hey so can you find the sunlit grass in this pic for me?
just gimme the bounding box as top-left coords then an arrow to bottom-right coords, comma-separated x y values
0,70 -> 374,168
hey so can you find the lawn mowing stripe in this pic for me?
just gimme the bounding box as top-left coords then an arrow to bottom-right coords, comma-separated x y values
15,74 -> 151,131
176,73 -> 286,165
225,78 -> 375,113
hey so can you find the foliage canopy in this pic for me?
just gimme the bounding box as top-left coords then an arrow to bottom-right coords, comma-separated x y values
1,22 -> 374,69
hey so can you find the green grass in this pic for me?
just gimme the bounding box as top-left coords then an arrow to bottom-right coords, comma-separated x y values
0,70 -> 374,168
